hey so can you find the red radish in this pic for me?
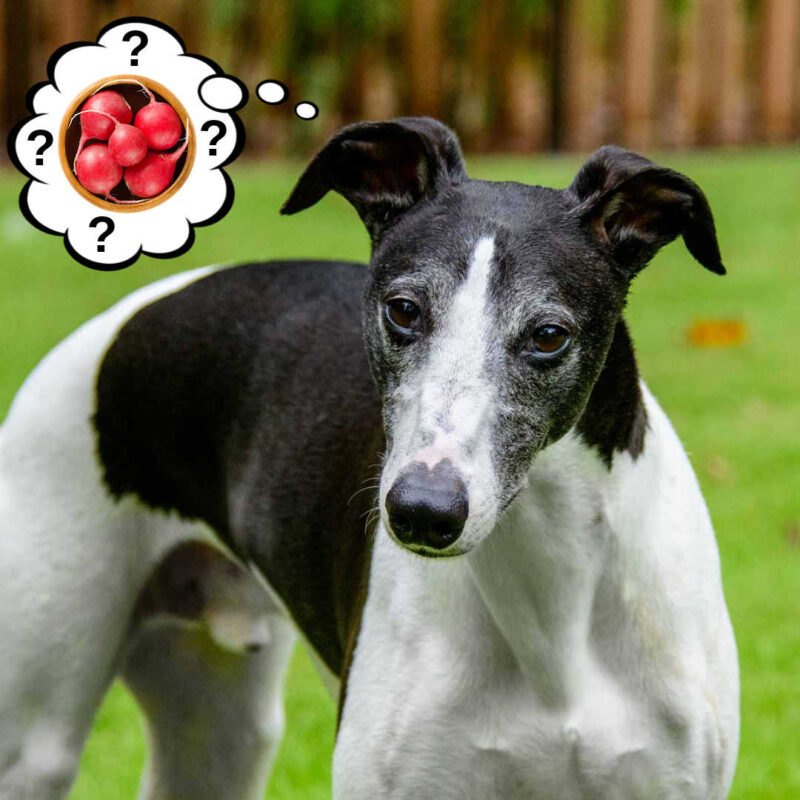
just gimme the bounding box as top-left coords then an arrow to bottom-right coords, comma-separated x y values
107,123 -> 148,167
73,91 -> 132,163
123,139 -> 188,198
134,101 -> 183,151
80,91 -> 132,135
74,143 -> 123,195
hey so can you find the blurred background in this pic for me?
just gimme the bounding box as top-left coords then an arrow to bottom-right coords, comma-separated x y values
0,1 -> 798,799
2,0 -> 800,157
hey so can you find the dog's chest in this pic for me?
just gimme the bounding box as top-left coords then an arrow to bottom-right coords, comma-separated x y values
364,665 -> 658,799
335,538 -> 688,800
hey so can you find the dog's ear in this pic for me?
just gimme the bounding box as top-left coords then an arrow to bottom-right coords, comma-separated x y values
281,117 -> 467,242
568,146 -> 725,276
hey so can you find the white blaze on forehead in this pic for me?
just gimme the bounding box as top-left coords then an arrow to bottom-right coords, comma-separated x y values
407,235 -> 497,460
455,235 -> 495,328
430,233 -> 495,395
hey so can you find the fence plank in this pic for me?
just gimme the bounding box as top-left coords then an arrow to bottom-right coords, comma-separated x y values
408,0 -> 444,117
506,50 -> 547,152
56,0 -> 89,48
2,0 -> 32,146
621,0 -> 660,150
717,0 -> 746,144
675,0 -> 746,146
563,0 -> 608,151
761,0 -> 798,142
0,0 -> 5,158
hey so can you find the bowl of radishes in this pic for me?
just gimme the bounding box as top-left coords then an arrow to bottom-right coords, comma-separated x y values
60,77 -> 194,211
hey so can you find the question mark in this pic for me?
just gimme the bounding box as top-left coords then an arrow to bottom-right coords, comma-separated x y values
122,30 -> 148,66
89,216 -> 115,253
27,130 -> 53,166
200,120 -> 226,156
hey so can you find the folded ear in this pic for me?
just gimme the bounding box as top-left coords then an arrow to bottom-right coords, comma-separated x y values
281,117 -> 467,243
568,146 -> 725,276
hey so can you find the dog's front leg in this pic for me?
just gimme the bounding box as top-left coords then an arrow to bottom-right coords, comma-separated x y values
121,544 -> 297,800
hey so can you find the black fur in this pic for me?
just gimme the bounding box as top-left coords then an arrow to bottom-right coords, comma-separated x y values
576,320 -> 647,466
95,261 -> 382,675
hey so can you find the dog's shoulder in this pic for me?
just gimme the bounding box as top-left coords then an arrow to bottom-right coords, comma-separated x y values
93,259 -> 377,531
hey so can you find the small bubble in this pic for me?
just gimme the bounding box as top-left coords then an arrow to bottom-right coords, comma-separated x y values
295,101 -> 319,120
256,80 -> 288,105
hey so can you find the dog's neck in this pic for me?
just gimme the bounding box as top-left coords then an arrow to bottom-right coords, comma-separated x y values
465,430 -> 615,707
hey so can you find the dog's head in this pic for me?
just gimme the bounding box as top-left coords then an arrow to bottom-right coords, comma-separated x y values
282,118 -> 723,557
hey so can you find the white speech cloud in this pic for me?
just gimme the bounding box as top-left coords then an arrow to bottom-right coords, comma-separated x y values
9,17 -> 248,270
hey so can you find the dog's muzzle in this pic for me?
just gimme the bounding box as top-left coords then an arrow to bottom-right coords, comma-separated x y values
385,460 -> 469,552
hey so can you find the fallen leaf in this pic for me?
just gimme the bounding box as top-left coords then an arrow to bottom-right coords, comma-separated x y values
687,319 -> 747,348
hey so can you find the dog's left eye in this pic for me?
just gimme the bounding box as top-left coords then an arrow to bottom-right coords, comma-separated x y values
386,298 -> 422,333
522,325 -> 570,357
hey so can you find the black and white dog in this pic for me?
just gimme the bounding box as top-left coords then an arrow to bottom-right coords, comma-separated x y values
0,118 -> 738,799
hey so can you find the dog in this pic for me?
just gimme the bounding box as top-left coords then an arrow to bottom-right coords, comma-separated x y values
0,118 -> 738,799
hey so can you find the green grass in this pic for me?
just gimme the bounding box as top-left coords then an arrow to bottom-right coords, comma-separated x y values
1,148 -> 798,798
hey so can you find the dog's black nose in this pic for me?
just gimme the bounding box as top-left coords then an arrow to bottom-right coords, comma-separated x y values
385,461 -> 468,551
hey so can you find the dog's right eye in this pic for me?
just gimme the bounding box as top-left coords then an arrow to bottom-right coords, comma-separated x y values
520,324 -> 571,359
385,298 -> 422,334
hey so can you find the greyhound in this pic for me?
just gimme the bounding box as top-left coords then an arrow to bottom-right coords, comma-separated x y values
0,118 -> 738,799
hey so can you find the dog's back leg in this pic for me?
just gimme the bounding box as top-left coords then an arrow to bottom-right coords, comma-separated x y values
0,459 -> 160,799
122,542 -> 296,800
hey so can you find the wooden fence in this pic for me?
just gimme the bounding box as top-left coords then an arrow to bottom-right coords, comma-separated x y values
2,0 -> 799,157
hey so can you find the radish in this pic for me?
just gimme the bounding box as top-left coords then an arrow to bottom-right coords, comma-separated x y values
123,139 -> 188,198
134,103 -> 182,151
131,84 -> 183,151
73,91 -> 132,163
74,143 -> 123,195
107,123 -> 148,167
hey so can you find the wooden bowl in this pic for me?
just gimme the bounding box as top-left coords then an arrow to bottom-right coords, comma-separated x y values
59,75 -> 196,213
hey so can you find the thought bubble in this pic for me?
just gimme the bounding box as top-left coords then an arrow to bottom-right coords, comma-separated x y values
256,80 -> 289,105
256,79 -> 319,120
8,17 -> 247,270
294,101 -> 319,120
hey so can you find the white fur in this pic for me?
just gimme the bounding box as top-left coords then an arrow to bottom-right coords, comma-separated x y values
380,236 -> 500,550
0,267 -> 294,800
336,386 -> 739,799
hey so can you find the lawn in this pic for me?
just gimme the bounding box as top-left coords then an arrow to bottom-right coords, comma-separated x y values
0,147 -> 798,798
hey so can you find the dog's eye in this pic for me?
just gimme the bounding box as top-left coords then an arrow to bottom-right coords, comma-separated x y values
386,298 -> 421,333
523,325 -> 570,357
